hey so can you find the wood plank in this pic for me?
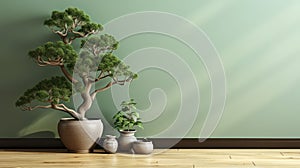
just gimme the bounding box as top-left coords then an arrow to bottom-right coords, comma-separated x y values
0,149 -> 300,167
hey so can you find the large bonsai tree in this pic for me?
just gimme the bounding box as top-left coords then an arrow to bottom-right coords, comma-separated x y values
16,8 -> 137,120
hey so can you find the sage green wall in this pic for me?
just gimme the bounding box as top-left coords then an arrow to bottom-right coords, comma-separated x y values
1,0 -> 300,138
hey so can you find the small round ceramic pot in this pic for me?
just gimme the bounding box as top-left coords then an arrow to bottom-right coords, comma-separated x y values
103,135 -> 118,154
132,140 -> 153,154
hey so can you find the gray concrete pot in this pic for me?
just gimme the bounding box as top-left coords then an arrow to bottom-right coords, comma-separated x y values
132,140 -> 153,154
58,118 -> 103,153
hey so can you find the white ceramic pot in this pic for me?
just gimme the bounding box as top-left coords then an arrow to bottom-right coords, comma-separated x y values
103,135 -> 118,154
118,130 -> 137,153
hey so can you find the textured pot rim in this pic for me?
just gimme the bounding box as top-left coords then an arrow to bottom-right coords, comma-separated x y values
119,130 -> 136,134
105,135 -> 116,139
133,140 -> 153,144
60,118 -> 102,122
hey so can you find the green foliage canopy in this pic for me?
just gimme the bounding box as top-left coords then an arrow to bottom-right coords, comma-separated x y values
44,8 -> 103,44
75,34 -> 119,75
16,76 -> 72,109
76,34 -> 138,83
28,41 -> 77,71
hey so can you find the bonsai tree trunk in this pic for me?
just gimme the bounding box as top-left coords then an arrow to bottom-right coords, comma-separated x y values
78,77 -> 93,117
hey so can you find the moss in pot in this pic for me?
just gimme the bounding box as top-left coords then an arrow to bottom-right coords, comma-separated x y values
113,99 -> 143,153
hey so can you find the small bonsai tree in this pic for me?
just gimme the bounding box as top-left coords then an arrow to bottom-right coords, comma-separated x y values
15,8 -> 137,120
113,99 -> 143,131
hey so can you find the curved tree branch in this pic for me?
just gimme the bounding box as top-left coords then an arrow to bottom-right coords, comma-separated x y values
68,31 -> 97,44
71,30 -> 86,37
36,56 -> 63,67
53,104 -> 84,120
51,29 -> 68,37
60,65 -> 78,84
94,74 -> 111,82
20,104 -> 83,120
90,78 -> 133,100
21,105 -> 52,111
90,82 -> 113,100
34,56 -> 78,84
